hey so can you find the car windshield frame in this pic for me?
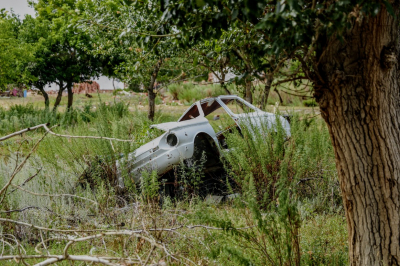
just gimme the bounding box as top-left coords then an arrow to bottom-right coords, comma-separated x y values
216,96 -> 261,116
178,95 -> 262,122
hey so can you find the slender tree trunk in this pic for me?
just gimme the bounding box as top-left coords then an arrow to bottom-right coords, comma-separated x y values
261,73 -> 273,110
315,6 -> 400,265
148,59 -> 162,121
274,88 -> 283,105
37,85 -> 49,109
221,83 -> 231,95
220,71 -> 232,95
245,79 -> 252,103
244,65 -> 253,103
67,82 -> 73,110
53,81 -> 64,112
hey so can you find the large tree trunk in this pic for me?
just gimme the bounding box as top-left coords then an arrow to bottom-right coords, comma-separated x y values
37,85 -> 49,109
53,81 -> 65,112
261,73 -> 273,110
315,6 -> 400,265
67,82 -> 74,110
147,59 -> 162,121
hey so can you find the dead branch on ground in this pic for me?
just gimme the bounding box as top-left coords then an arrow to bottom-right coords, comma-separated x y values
0,124 -> 135,142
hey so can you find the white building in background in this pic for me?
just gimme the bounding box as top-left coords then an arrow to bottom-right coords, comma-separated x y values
43,76 -> 125,91
210,69 -> 237,83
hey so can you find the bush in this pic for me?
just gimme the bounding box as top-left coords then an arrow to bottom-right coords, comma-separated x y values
193,183 -> 302,265
168,83 -> 182,100
303,99 -> 318,107
179,85 -> 203,103
167,83 -> 227,104
223,113 -> 339,210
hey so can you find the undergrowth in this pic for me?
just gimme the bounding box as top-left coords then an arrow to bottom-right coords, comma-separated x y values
0,102 -> 347,265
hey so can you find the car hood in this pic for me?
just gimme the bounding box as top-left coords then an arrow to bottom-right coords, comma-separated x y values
150,117 -> 209,132
133,134 -> 164,158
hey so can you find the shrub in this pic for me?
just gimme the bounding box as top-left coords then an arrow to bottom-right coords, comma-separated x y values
222,113 -> 339,210
193,181 -> 301,266
167,83 -> 227,103
141,170 -> 160,203
303,99 -> 318,107
179,85 -> 204,103
168,83 -> 182,100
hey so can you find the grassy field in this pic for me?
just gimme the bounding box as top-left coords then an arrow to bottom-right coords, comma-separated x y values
0,87 -> 319,114
0,88 -> 346,266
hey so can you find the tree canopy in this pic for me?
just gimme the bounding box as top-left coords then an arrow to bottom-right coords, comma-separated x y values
0,10 -> 35,89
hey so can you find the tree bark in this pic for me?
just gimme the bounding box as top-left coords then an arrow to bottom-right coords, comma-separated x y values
261,73 -> 273,110
53,81 -> 65,112
147,59 -> 162,121
315,6 -> 400,265
67,82 -> 74,111
274,87 -> 283,105
245,78 -> 252,103
219,70 -> 232,95
37,85 -> 49,109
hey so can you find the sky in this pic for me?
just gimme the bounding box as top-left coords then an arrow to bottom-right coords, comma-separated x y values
1,0 -> 36,17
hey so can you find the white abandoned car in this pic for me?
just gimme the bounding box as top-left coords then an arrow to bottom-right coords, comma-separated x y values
116,95 -> 290,194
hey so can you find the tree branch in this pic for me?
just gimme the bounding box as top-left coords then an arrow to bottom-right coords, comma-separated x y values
0,124 -> 135,143
0,124 -> 49,142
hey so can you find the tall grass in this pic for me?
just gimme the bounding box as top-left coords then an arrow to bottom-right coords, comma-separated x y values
192,112 -> 346,265
222,113 -> 339,211
0,101 -> 132,135
0,101 -> 347,266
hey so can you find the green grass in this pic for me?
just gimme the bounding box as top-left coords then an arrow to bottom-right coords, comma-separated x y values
0,95 -> 345,266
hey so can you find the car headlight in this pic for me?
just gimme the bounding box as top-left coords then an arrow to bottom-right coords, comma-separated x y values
166,133 -> 178,146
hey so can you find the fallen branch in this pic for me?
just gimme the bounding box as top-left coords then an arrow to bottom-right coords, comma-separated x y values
0,124 -> 135,143
42,124 -> 134,142
9,167 -> 42,193
0,217 -> 254,234
0,206 -> 41,214
0,255 -> 139,265
0,124 -> 49,142
10,184 -> 98,205
0,218 -> 121,233
30,231 -> 179,266
34,255 -> 120,266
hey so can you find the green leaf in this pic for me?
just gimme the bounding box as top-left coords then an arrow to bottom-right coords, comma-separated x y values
232,9 -> 239,21
384,1 -> 396,17
195,0 -> 206,8
193,56 -> 198,66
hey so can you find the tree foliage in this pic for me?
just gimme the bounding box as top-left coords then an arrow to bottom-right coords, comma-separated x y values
0,10 -> 35,90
